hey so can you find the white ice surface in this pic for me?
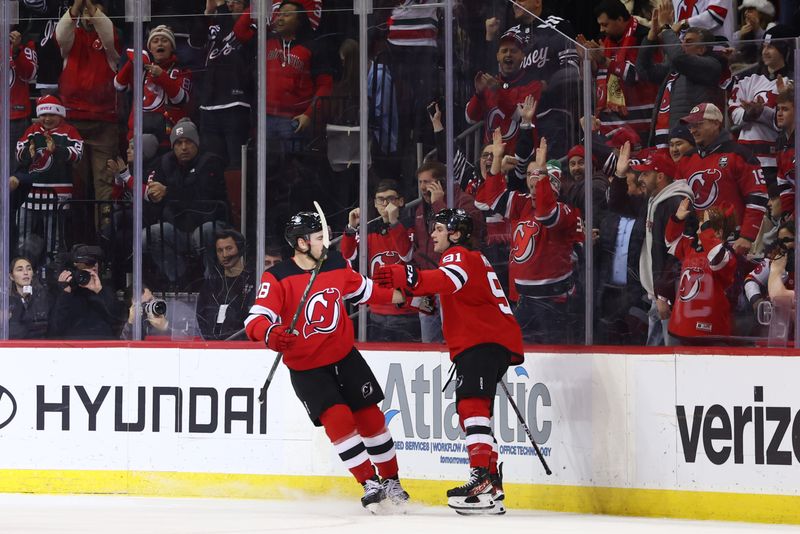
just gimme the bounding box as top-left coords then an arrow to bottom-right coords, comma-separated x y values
0,494 -> 799,534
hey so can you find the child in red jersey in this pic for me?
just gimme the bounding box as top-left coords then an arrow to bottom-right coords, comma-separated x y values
245,211 -> 409,513
374,208 -> 524,515
666,198 -> 738,344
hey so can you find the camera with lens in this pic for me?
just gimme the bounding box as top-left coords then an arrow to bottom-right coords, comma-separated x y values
67,268 -> 92,288
143,299 -> 167,318
59,244 -> 104,289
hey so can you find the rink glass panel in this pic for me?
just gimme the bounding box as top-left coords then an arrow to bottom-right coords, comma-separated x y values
1,2 -> 798,346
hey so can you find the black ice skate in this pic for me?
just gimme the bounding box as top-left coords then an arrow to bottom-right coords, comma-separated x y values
447,467 -> 500,515
381,476 -> 410,512
490,462 -> 506,515
361,476 -> 385,513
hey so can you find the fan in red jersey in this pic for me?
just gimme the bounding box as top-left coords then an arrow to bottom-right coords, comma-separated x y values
245,211 -> 409,513
665,198 -> 738,344
373,208 -> 523,515
677,102 -> 769,255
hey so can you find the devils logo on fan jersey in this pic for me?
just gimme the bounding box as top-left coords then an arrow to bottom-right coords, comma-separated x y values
679,267 -> 704,302
29,147 -> 55,174
511,220 -> 541,264
302,288 -> 341,338
485,106 -> 520,142
369,251 -> 403,277
687,169 -> 722,210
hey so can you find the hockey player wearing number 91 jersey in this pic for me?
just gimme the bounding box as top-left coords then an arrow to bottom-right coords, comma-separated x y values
245,212 -> 409,513
373,208 -> 524,515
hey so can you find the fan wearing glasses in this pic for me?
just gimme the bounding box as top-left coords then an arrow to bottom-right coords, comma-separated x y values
341,179 -> 426,342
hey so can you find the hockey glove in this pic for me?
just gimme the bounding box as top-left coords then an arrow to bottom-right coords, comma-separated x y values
395,290 -> 436,315
266,324 -> 298,352
373,264 -> 419,289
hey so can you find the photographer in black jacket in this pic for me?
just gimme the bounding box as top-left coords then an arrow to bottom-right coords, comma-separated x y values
48,244 -> 128,340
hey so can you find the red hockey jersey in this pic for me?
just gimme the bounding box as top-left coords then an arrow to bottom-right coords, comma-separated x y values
666,219 -> 737,339
340,220 -> 415,316
10,42 -> 37,121
676,136 -> 768,241
57,21 -> 121,122
114,55 -> 192,138
465,70 -> 543,157
410,245 -> 524,362
245,250 -> 395,371
474,171 -> 582,301
16,121 -> 83,210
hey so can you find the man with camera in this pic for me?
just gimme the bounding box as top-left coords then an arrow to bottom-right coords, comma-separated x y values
121,285 -> 198,340
49,244 -> 128,339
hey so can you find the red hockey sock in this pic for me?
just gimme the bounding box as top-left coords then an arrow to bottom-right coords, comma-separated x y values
458,397 -> 493,469
354,405 -> 399,480
489,438 -> 499,475
320,404 -> 375,484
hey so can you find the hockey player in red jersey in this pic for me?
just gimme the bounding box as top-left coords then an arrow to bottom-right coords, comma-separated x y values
666,198 -> 738,344
373,208 -> 524,515
245,212 -> 409,512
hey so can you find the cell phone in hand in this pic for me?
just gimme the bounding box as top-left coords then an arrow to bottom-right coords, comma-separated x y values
427,101 -> 438,119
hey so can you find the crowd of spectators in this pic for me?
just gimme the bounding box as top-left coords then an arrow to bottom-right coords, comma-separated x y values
4,0 -> 800,345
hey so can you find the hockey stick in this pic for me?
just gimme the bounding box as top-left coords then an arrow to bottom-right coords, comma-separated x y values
499,380 -> 552,475
257,201 -> 330,404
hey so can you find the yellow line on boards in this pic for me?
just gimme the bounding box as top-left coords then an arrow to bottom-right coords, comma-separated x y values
0,470 -> 798,525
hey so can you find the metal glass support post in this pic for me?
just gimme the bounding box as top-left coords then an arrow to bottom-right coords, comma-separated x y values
0,1 -> 11,340
255,0 -> 269,279
356,0 -> 371,341
444,0 -> 454,209
582,53 -> 594,346
131,0 -> 145,340
794,38 -> 800,347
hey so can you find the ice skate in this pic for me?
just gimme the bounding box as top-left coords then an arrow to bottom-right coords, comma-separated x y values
447,467 -> 499,515
379,476 -> 410,513
361,476 -> 385,513
489,462 -> 506,514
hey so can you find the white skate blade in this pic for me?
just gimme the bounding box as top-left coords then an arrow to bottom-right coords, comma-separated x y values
364,502 -> 382,515
448,493 -> 497,515
378,499 -> 408,515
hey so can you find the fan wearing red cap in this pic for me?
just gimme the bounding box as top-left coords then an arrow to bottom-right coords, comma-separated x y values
11,94 -> 84,253
676,102 -> 768,255
611,141 -> 694,346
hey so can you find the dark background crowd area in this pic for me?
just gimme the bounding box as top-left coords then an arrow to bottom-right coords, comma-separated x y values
4,0 -> 800,345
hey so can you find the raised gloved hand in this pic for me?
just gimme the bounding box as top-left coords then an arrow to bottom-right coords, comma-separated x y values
266,324 -> 298,352
373,264 -> 418,289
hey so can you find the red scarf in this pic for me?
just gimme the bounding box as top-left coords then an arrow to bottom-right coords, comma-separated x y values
596,17 -> 640,115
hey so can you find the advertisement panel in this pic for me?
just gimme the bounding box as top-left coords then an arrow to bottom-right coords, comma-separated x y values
1,345 -> 800,507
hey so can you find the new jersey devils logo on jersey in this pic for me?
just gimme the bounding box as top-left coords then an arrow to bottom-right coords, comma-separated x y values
303,288 -> 341,338
679,268 -> 704,302
688,169 -> 722,210
29,147 -> 54,174
369,251 -> 403,276
486,107 -> 520,143
511,220 -> 541,264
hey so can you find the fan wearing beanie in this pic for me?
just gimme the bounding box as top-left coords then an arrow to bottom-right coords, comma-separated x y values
10,95 -> 85,256
114,24 -> 192,145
